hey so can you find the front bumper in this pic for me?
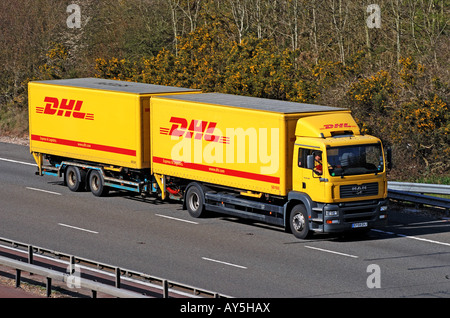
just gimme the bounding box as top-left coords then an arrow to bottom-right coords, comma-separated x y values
320,199 -> 388,233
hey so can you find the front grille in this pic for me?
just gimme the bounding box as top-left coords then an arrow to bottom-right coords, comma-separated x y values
342,207 -> 376,222
340,182 -> 378,198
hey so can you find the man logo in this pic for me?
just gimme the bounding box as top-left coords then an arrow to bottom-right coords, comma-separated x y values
352,185 -> 367,195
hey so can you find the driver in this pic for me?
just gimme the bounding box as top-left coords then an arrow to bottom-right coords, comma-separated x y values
314,152 -> 323,175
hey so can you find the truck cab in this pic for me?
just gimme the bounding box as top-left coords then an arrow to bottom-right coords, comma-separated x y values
289,112 -> 389,238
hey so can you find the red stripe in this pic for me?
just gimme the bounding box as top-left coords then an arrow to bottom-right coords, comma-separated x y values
153,156 -> 280,184
31,134 -> 136,157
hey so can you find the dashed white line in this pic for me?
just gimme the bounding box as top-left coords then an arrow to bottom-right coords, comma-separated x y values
0,157 -> 36,167
58,223 -> 99,234
304,246 -> 359,258
202,257 -> 248,269
26,187 -> 61,196
372,229 -> 450,247
397,233 -> 450,247
155,214 -> 199,224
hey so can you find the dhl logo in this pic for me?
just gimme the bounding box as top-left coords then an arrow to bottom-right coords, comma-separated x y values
36,97 -> 94,121
321,123 -> 356,130
160,117 -> 230,144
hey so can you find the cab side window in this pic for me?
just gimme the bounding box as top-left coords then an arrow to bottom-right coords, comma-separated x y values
298,148 -> 314,168
298,147 -> 323,175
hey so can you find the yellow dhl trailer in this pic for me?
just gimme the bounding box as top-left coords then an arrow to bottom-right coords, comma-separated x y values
29,78 -> 199,192
29,78 -> 390,239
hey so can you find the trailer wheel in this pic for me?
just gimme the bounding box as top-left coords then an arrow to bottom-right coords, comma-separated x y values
89,170 -> 109,197
289,204 -> 311,239
186,184 -> 205,218
65,166 -> 86,192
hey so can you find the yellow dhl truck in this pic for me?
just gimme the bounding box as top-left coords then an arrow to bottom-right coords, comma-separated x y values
28,78 -> 390,239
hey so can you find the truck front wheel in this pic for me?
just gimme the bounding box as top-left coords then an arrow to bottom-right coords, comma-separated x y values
186,184 -> 205,218
289,204 -> 311,239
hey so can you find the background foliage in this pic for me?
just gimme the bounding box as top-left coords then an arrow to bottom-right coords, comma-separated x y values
0,0 -> 448,182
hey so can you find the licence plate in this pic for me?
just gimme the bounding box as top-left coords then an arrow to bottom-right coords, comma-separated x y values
352,222 -> 368,228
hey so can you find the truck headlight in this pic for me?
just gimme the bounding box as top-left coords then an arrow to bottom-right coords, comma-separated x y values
325,210 -> 339,217
380,205 -> 388,212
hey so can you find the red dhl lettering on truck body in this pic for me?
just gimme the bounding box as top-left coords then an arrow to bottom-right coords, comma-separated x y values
320,123 -> 357,130
36,97 -> 94,120
160,116 -> 229,144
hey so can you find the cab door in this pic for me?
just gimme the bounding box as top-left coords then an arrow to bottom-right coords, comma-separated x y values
293,146 -> 325,202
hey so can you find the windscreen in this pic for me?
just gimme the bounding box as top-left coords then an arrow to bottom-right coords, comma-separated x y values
327,144 -> 384,177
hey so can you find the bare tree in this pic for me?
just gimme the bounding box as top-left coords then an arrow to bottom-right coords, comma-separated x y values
178,0 -> 202,33
311,0 -> 319,63
329,0 -> 349,65
229,0 -> 249,43
389,0 -> 403,66
416,0 -> 448,66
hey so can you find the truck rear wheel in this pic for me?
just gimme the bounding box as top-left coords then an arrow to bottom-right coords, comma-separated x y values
65,166 -> 86,192
289,204 -> 311,239
89,170 -> 109,197
186,184 -> 205,218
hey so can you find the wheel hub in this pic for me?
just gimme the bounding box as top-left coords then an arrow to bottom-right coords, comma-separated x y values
292,213 -> 306,232
189,193 -> 199,211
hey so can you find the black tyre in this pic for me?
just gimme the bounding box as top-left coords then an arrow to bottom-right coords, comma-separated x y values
65,166 -> 86,192
185,184 -> 205,218
289,204 -> 311,239
89,170 -> 109,197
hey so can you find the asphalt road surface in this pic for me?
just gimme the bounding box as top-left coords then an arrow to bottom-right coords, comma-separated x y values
1,141 -> 449,298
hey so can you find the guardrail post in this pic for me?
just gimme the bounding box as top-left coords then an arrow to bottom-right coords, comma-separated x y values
69,255 -> 75,274
162,279 -> 168,298
115,267 -> 121,289
15,269 -> 21,288
46,277 -> 52,297
28,245 -> 33,264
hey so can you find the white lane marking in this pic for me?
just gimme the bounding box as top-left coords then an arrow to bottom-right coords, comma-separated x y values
371,229 -> 450,247
397,233 -> 450,247
26,187 -> 61,196
305,246 -> 359,258
202,257 -> 248,269
58,223 -> 99,234
155,214 -> 199,224
0,157 -> 36,167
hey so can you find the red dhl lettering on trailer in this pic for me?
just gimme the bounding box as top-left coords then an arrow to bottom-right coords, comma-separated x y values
160,117 -> 230,144
320,123 -> 357,130
36,97 -> 94,120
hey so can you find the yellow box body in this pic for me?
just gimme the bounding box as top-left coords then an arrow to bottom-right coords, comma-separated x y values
150,93 -> 346,196
29,78 -> 199,169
